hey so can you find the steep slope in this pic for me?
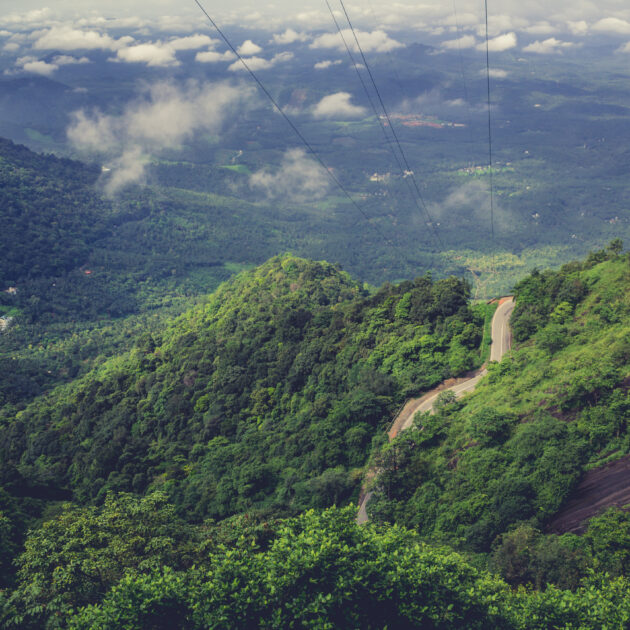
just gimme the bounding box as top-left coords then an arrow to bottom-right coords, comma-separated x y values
0,255 -> 485,523
368,245 -> 630,552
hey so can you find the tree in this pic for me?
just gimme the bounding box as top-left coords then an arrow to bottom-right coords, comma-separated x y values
4,493 -> 194,629
68,507 -> 514,630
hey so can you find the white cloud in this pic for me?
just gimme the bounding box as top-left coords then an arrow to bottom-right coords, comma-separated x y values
67,81 -> 253,193
228,52 -> 293,72
486,68 -> 509,78
195,49 -> 236,63
312,92 -> 366,119
440,12 -> 479,28
237,39 -> 262,56
33,26 -> 132,51
249,148 -> 330,202
3,42 -> 20,52
314,59 -> 342,69
592,17 -> 630,35
168,34 -> 218,51
0,8 -> 51,27
114,42 -> 179,67
229,56 -> 270,72
8,51 -> 89,77
53,55 -> 91,65
522,37 -> 577,54
102,148 -> 148,196
567,20 -> 589,35
310,29 -> 403,53
617,42 -> 630,53
398,88 -> 474,117
441,34 -> 477,49
152,15 -> 203,34
271,28 -> 309,45
476,32 -> 517,52
111,35 -> 224,67
524,22 -> 558,35
428,179 -> 515,230
19,59 -> 58,76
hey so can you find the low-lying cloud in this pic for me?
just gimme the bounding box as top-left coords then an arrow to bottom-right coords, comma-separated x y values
476,32 -> 517,52
228,51 -> 293,72
115,42 -> 179,67
68,80 -> 253,194
314,59 -> 342,69
310,28 -> 404,53
523,37 -> 577,54
441,34 -> 477,49
428,180 -> 517,233
592,17 -> 630,35
33,26 -> 132,51
195,50 -> 236,63
112,34 -> 219,67
271,29 -> 309,45
249,148 -> 330,202
15,56 -> 57,77
486,68 -> 509,78
398,89 -> 472,117
312,92 -> 366,119
237,39 -> 262,56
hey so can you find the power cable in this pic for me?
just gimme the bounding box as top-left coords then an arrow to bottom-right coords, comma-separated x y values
324,0 -> 431,240
483,0 -> 497,273
450,0 -> 477,168
337,0 -> 445,250
192,0 -> 393,245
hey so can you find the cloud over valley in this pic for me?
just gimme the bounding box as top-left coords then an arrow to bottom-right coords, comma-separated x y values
67,81 -> 254,194
249,148 -> 330,202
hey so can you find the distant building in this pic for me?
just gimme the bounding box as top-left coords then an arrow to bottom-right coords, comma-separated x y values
4,287 -> 17,294
0,316 -> 13,332
369,172 -> 390,183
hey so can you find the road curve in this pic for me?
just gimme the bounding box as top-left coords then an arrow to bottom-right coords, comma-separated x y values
357,296 -> 514,524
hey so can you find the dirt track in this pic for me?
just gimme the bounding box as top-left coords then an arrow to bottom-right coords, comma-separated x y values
547,455 -> 630,534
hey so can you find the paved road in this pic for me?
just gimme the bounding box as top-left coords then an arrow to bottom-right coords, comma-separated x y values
357,296 -> 514,524
490,297 -> 514,362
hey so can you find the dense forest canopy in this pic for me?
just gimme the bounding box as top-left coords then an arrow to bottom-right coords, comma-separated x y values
0,255 -> 483,525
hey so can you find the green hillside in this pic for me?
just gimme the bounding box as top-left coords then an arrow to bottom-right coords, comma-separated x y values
369,244 -> 630,586
0,256 -> 482,523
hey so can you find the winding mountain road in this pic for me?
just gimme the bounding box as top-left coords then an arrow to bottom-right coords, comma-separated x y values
357,296 -> 514,524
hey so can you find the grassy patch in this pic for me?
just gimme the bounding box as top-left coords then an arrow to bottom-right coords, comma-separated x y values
24,128 -> 55,145
475,301 -> 499,363
220,164 -> 251,174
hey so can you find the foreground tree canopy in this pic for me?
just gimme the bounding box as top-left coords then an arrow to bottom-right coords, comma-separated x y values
3,497 -> 630,629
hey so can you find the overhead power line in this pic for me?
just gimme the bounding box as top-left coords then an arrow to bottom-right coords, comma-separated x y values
325,0 -> 443,252
337,0 -> 445,250
483,0 -> 497,272
324,1 -> 425,229
192,0 -> 393,245
450,0 -> 476,166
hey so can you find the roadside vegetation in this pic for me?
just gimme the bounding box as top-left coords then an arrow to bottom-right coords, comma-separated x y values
368,242 -> 630,591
